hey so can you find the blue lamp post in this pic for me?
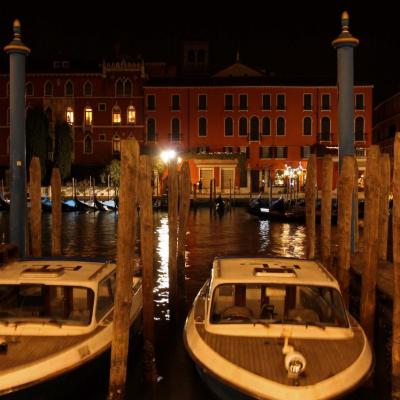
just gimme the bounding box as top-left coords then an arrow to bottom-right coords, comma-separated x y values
4,20 -> 31,256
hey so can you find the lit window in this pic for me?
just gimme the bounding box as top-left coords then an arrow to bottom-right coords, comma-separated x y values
84,106 -> 93,126
112,135 -> 121,153
127,106 -> 136,124
112,106 -> 121,124
66,107 -> 74,125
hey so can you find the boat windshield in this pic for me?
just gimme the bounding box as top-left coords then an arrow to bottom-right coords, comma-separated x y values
0,284 -> 94,326
210,283 -> 349,328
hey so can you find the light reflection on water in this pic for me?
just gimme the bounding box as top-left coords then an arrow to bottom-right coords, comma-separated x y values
0,207 -> 311,322
153,215 -> 170,321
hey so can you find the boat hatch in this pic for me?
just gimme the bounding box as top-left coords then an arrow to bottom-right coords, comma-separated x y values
253,266 -> 297,278
20,265 -> 65,278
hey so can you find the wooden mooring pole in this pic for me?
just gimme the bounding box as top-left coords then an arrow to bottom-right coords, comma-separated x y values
108,138 -> 139,400
305,154 -> 317,258
138,155 -> 158,382
360,145 -> 381,344
321,155 -> 333,270
337,155 -> 355,306
51,168 -> 62,256
29,157 -> 41,257
392,133 -> 400,399
168,161 -> 179,320
177,162 -> 191,311
353,158 -> 359,250
378,153 -> 391,261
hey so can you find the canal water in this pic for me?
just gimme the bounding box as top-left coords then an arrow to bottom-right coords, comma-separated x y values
0,207 -> 389,399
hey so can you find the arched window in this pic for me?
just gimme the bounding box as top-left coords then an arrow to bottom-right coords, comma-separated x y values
115,79 -> 124,96
171,118 -> 180,141
44,81 -> 53,96
198,117 -> 207,137
127,105 -> 136,124
276,117 -> 285,136
112,134 -> 121,153
303,117 -> 312,136
250,116 -> 259,140
112,105 -> 121,124
262,117 -> 270,135
66,107 -> 74,125
26,82 -> 34,96
83,81 -> 93,96
224,117 -> 233,136
84,106 -> 93,126
321,117 -> 331,141
65,80 -> 73,96
355,116 -> 365,141
239,117 -> 247,136
124,79 -> 132,96
84,135 -> 93,154
147,118 -> 156,141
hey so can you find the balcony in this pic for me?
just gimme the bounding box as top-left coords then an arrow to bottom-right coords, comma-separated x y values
354,132 -> 366,142
319,132 -> 332,142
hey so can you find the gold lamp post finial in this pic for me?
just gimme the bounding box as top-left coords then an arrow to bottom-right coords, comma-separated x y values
341,11 -> 350,32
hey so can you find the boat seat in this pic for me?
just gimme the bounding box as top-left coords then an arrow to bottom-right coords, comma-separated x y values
221,306 -> 253,321
288,307 -> 320,323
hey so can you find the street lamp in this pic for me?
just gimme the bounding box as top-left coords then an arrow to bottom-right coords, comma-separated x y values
160,149 -> 177,164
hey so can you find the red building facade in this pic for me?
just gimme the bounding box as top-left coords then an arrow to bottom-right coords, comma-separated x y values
0,52 -> 373,192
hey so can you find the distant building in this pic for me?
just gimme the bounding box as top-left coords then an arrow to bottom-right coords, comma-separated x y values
0,44 -> 373,192
373,92 -> 400,158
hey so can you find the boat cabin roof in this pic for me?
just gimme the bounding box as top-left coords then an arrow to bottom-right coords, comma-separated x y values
0,258 -> 116,288
211,257 -> 338,289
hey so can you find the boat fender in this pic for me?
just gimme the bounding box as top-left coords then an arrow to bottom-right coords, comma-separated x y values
0,337 -> 8,354
284,351 -> 306,380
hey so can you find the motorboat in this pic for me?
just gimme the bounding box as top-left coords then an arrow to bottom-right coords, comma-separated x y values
0,257 -> 142,396
184,256 -> 373,400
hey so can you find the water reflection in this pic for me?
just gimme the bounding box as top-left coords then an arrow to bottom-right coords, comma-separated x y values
154,215 -> 170,321
0,207 -> 310,321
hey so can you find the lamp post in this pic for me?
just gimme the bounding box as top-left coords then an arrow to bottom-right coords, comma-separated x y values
332,11 -> 359,251
4,20 -> 30,256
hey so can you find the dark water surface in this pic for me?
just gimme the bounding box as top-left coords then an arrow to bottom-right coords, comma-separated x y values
0,207 -> 388,399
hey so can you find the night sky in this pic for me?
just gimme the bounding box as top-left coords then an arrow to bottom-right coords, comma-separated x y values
0,2 -> 399,104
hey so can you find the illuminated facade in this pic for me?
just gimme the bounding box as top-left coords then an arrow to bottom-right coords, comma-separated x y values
0,47 -> 373,190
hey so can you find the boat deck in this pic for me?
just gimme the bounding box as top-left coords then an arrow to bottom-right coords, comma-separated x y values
194,296 -> 365,386
0,325 -> 106,372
